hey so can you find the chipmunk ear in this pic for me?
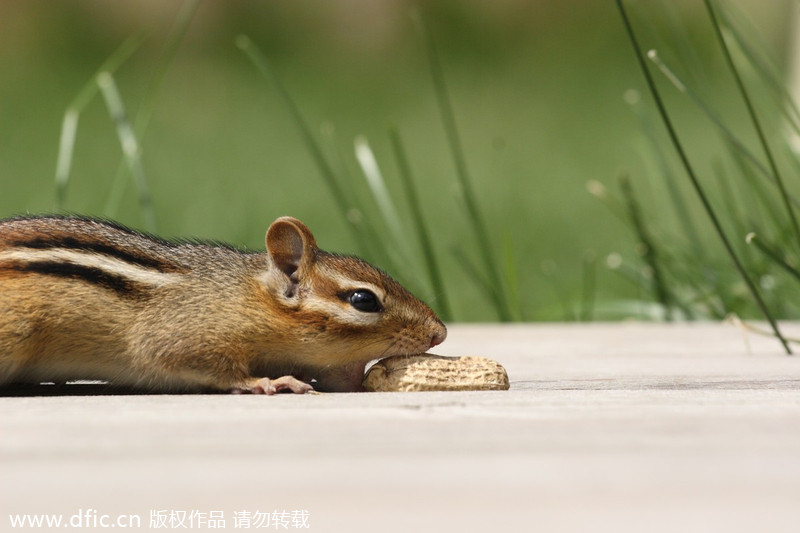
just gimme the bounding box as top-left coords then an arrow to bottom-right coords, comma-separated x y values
265,217 -> 318,278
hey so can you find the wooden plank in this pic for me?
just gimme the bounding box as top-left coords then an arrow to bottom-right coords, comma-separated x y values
1,323 -> 799,532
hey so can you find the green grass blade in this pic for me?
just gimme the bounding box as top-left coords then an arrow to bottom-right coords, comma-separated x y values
606,254 -> 696,320
97,72 -> 157,232
54,33 -> 145,210
501,230 -> 524,321
319,126 -> 396,273
586,180 -> 629,222
704,0 -> 800,252
710,160 -> 748,248
746,232 -> 800,284
626,91 -> 705,259
707,161 -> 770,282
605,254 -> 653,295
648,49 -> 800,225
726,141 -> 786,230
648,50 -> 787,195
541,259 -> 577,322
72,33 -> 147,114
105,1 -> 200,218
618,175 -> 674,321
617,0 -> 791,353
716,2 -> 800,133
135,0 -> 200,137
354,135 -> 408,251
413,12 -> 512,321
54,110 -> 79,210
350,134 -> 417,282
389,128 -> 453,321
579,251 -> 597,322
236,35 -> 367,250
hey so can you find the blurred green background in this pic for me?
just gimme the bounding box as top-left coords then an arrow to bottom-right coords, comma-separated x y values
0,0 -> 794,321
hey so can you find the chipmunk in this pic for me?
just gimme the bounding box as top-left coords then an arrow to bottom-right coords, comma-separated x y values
0,215 -> 446,394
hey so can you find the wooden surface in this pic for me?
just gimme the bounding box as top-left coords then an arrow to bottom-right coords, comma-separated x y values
2,322 -> 800,532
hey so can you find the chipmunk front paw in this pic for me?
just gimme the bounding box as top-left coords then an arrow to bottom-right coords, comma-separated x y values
233,376 -> 314,395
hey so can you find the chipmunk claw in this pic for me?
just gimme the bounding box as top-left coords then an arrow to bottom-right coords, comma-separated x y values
235,376 -> 314,395
270,375 -> 314,394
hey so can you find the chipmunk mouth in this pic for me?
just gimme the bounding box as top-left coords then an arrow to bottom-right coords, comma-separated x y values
310,360 -> 367,393
313,326 -> 446,393
314,351 -> 410,393
361,339 -> 433,376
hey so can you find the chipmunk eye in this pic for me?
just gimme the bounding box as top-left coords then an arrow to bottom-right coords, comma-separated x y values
348,289 -> 382,313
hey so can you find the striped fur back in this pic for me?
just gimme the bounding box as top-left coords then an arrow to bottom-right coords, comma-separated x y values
0,216 -> 227,297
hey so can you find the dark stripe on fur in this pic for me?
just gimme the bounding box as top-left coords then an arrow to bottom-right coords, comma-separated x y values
11,235 -> 184,273
2,261 -> 146,298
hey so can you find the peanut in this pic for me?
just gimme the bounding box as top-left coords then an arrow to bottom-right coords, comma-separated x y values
363,354 -> 510,392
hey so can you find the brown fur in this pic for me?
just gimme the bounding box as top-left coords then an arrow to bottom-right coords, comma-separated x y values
0,216 -> 446,393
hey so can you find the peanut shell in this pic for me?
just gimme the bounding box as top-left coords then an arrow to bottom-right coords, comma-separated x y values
363,354 -> 510,392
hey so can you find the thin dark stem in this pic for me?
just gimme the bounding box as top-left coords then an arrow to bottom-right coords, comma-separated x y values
616,0 -> 791,353
414,12 -> 512,321
704,0 -> 800,252
105,1 -> 199,220
648,49 -> 800,209
619,175 -> 674,321
747,233 -> 800,284
389,128 -> 453,321
236,36 -> 368,253
579,252 -> 597,322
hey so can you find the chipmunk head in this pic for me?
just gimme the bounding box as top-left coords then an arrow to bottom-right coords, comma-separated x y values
259,216 -> 446,390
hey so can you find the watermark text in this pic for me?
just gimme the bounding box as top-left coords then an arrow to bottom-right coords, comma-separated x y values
9,509 -> 311,529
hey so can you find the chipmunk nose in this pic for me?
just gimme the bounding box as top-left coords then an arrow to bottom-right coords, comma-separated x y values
429,327 -> 447,349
